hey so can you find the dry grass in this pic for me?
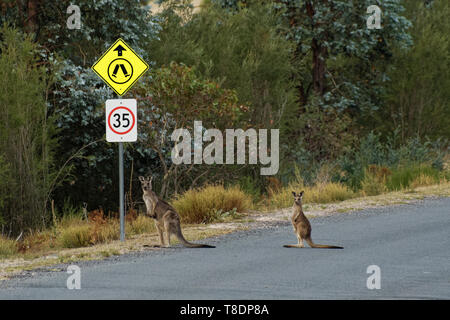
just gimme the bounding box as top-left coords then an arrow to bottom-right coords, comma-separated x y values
266,181 -> 356,210
410,174 -> 445,189
127,215 -> 156,235
361,168 -> 387,196
58,218 -> 121,249
172,184 -> 253,223
58,224 -> 92,248
0,236 -> 18,258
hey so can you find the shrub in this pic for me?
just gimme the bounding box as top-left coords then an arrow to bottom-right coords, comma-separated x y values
89,219 -> 120,245
128,215 -> 156,235
361,171 -> 387,196
361,165 -> 389,196
336,131 -> 447,190
410,174 -> 440,189
171,185 -> 252,224
237,176 -> 263,202
267,179 -> 356,209
58,218 -> 121,249
0,26 -> 58,234
58,224 -> 92,248
386,165 -> 441,190
0,236 -> 18,258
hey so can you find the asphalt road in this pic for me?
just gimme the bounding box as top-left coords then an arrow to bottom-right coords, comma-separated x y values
1,198 -> 449,299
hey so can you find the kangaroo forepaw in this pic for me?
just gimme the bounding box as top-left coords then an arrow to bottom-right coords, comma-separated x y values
143,244 -> 161,248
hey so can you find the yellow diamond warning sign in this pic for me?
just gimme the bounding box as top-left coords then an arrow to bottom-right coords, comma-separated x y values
91,38 -> 149,96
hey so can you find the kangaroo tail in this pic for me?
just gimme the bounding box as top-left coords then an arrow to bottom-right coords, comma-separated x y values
283,244 -> 303,248
306,237 -> 343,249
176,229 -> 215,248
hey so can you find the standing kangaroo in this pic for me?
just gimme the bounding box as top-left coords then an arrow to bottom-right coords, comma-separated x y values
139,176 -> 215,248
284,191 -> 343,249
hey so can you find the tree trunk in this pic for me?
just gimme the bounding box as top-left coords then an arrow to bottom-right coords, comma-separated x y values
306,1 -> 328,96
311,39 -> 328,95
25,0 -> 39,34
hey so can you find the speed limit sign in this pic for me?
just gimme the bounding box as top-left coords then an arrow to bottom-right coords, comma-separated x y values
105,99 -> 137,142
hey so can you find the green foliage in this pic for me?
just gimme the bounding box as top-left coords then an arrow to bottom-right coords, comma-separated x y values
0,26 -> 58,234
236,176 -> 262,202
361,168 -> 387,196
149,0 -> 296,128
336,131 -> 447,190
215,0 -> 412,112
1,0 -> 161,213
386,165 -> 441,191
0,155 -> 10,223
137,62 -> 247,197
380,0 -> 450,140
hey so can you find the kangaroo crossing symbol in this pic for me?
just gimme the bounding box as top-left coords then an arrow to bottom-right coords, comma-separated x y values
92,38 -> 149,96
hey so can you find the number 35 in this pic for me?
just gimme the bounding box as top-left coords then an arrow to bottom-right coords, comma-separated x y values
113,113 -> 130,128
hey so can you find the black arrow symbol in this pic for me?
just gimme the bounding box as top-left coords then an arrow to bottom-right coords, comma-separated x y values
114,44 -> 126,56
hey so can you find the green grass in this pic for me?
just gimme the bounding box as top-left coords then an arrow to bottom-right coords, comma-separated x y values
386,165 -> 441,191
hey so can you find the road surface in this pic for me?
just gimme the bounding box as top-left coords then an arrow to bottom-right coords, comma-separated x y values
1,197 -> 449,299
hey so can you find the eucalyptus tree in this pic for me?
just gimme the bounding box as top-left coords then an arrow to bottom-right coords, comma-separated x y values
1,1 -> 160,211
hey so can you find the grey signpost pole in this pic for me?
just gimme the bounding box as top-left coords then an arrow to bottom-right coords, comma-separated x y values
119,141 -> 125,242
93,38 -> 147,244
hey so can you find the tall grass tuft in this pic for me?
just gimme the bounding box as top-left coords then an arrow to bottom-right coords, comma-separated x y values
58,224 -> 92,248
267,180 -> 356,209
0,236 -> 18,258
127,215 -> 156,235
361,166 -> 388,196
386,165 -> 441,190
172,185 -> 252,224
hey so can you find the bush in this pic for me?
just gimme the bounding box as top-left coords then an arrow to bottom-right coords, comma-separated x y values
267,178 -> 356,209
58,218 -> 120,248
58,224 -> 92,248
0,236 -> 18,258
89,219 -> 120,245
0,26 -> 58,234
128,215 -> 156,235
386,165 -> 441,190
171,185 -> 252,224
361,172 -> 387,196
360,166 -> 390,196
336,131 -> 447,190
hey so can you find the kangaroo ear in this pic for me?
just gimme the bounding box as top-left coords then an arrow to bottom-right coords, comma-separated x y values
139,176 -> 145,182
292,191 -> 296,197
299,191 -> 304,196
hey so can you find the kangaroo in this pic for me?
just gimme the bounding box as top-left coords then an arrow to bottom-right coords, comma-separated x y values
139,176 -> 215,248
284,191 -> 343,249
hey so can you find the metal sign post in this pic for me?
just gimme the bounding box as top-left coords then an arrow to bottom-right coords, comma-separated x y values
118,141 -> 125,241
105,98 -> 138,242
92,39 -> 148,242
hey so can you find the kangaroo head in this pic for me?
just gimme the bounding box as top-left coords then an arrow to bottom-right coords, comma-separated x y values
292,191 -> 304,206
139,176 -> 153,192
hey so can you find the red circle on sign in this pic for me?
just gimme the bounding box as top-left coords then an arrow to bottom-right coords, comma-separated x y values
108,106 -> 136,135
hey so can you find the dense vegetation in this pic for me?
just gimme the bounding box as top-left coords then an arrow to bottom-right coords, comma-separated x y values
0,0 -> 448,241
